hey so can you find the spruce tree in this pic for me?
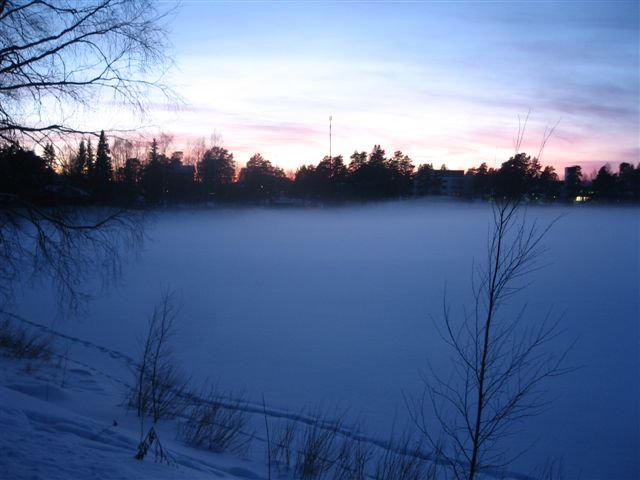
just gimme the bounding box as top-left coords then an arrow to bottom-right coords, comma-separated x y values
149,137 -> 160,164
42,143 -> 56,171
70,139 -> 87,178
143,138 -> 163,203
86,138 -> 95,177
94,130 -> 113,196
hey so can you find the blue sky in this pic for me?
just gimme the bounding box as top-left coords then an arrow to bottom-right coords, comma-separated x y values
136,0 -> 639,174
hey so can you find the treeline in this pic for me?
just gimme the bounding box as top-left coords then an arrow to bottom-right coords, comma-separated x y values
2,134 -> 639,206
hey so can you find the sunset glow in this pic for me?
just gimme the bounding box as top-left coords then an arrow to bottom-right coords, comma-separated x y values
103,1 -> 638,173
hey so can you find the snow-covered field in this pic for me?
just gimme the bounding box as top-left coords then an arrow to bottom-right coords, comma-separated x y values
0,332 -> 268,480
5,200 -> 640,479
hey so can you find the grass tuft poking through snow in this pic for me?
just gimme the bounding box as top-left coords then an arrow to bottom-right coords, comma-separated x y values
180,388 -> 253,455
0,316 -> 53,362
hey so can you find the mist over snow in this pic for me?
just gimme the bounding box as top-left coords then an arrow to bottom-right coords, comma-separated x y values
11,200 -> 639,479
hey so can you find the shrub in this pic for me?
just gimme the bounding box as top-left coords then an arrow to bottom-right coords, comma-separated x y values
180,389 -> 252,455
270,418 -> 299,472
295,416 -> 344,479
372,431 -> 424,480
130,290 -> 189,423
0,317 -> 52,361
331,435 -> 371,480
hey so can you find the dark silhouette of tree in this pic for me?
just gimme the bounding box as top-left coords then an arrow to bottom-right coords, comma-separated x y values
67,139 -> 90,181
327,154 -> 349,198
86,138 -> 95,178
292,149 -> 415,201
149,138 -> 160,164
88,141 -> 640,204
347,145 -> 395,199
369,144 -> 386,166
524,157 -> 543,199
142,138 -> 165,204
238,153 -> 289,203
538,165 -> 559,200
120,157 -> 143,202
314,155 -> 336,182
298,155 -> 348,200
495,153 -> 532,198
93,131 -> 113,198
415,163 -> 435,196
527,156 -> 542,185
0,144 -> 50,197
124,158 -> 143,184
348,150 -> 368,175
293,164 -> 317,199
388,150 -> 415,196
462,156 -> 565,202
42,143 -> 56,172
592,165 -> 617,200
492,153 -> 552,200
564,165 -> 583,200
467,162 -> 495,198
197,146 -> 235,199
618,162 -> 640,200
165,153 -> 195,201
111,137 -> 136,175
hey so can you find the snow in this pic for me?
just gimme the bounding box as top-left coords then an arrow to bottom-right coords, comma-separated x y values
4,200 -> 640,479
0,343 -> 267,479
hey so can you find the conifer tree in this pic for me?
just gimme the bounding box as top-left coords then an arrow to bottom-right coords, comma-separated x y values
142,138 -> 164,203
148,138 -> 160,165
42,143 -> 56,172
94,130 -> 113,195
70,140 -> 87,178
86,138 -> 95,177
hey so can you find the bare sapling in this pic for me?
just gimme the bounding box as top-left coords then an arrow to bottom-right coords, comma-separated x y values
409,199 -> 572,479
131,290 -> 189,434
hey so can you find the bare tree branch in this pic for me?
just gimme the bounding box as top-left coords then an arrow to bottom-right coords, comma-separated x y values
0,0 -> 175,145
0,0 -> 175,313
410,200 -> 572,479
0,202 -> 145,314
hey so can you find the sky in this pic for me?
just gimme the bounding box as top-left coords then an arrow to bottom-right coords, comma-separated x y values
116,0 -> 639,174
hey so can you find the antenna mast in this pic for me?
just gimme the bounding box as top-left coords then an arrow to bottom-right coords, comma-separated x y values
329,115 -> 332,161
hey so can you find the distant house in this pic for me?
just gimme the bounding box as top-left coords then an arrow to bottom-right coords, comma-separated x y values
434,169 -> 465,196
44,177 -> 92,204
166,162 -> 195,197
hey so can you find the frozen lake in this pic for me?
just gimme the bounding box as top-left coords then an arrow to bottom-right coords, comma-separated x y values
15,200 -> 640,478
